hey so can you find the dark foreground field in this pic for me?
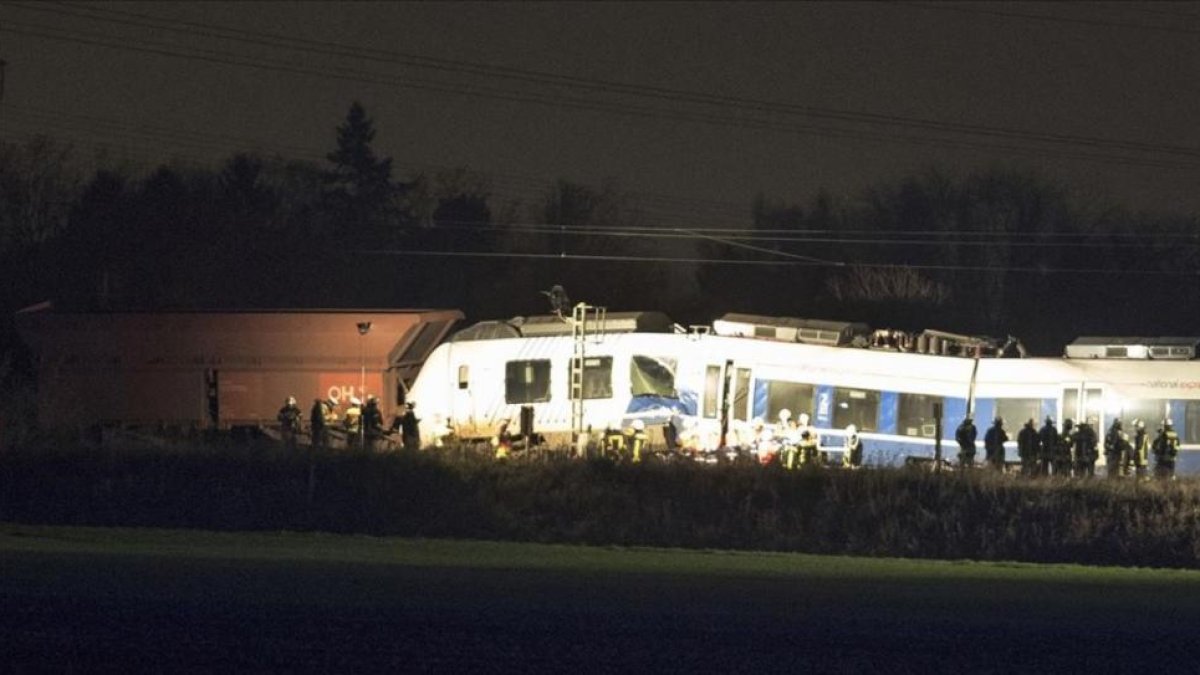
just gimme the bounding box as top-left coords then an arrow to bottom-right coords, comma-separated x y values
3,525 -> 1200,673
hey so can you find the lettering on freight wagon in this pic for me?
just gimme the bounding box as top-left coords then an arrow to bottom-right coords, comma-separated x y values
319,373 -> 384,403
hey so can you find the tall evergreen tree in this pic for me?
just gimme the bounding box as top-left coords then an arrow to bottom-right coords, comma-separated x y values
325,102 -> 399,235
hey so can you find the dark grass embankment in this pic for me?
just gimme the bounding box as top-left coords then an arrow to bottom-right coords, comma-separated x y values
3,439 -> 1200,567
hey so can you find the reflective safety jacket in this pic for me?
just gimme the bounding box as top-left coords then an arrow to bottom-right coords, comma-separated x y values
1153,429 -> 1180,464
629,430 -> 648,463
343,405 -> 362,433
1132,430 -> 1149,467
843,435 -> 864,468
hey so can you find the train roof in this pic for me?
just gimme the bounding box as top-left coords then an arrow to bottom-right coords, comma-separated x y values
1065,336 -> 1200,360
451,311 -> 674,342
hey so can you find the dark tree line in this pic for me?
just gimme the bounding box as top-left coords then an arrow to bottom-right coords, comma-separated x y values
2,103 -> 1200,362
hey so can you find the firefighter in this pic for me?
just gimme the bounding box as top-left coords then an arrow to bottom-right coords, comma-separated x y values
1074,417 -> 1099,477
493,420 -> 513,461
309,397 -> 336,450
277,396 -> 302,449
1037,416 -> 1058,477
1016,418 -> 1039,476
799,429 -> 820,468
1130,418 -> 1150,480
343,396 -> 363,449
399,401 -> 421,451
1055,419 -> 1076,477
362,395 -> 384,451
783,420 -> 805,470
628,419 -> 648,463
955,416 -> 977,469
1153,420 -> 1180,480
605,426 -> 626,457
984,417 -> 1008,472
1103,418 -> 1130,479
842,424 -> 864,469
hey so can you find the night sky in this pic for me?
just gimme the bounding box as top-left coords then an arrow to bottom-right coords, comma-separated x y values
3,1 -> 1200,220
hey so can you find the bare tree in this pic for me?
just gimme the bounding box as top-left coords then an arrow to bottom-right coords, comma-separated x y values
826,265 -> 950,305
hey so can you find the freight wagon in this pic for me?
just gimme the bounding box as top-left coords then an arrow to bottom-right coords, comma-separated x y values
16,302 -> 461,432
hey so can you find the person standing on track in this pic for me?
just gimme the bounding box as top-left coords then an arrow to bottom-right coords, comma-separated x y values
1130,419 -> 1150,480
1017,418 -> 1040,476
984,417 -> 1008,472
1153,420 -> 1180,480
1037,416 -> 1058,477
1074,418 -> 1099,477
956,416 -> 977,470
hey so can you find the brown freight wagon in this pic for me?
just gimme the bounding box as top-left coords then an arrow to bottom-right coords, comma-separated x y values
15,302 -> 462,432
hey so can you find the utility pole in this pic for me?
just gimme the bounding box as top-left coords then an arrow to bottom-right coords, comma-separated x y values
357,321 -> 372,449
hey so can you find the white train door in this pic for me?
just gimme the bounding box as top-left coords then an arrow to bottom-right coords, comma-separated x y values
1061,383 -> 1104,427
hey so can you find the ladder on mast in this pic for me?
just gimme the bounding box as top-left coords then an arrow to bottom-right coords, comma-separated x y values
570,303 -> 606,447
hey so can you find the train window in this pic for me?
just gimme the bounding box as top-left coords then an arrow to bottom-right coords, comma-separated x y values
833,388 -> 880,432
1116,399 -> 1168,430
765,380 -> 815,424
995,399 -> 1042,427
1062,389 -> 1080,422
703,365 -> 721,418
732,368 -> 751,422
898,393 -> 943,437
1186,402 -> 1200,444
1083,389 -> 1103,425
569,356 -> 613,400
505,360 -> 551,404
457,365 -> 469,390
631,356 -> 677,398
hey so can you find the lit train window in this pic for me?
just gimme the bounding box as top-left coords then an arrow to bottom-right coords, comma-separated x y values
1114,399 -> 1169,431
505,359 -> 551,404
1186,402 -> 1200,444
631,356 -> 677,398
765,380 -> 815,424
569,356 -> 613,400
995,399 -> 1041,427
703,365 -> 721,418
732,368 -> 751,422
898,393 -> 943,437
457,365 -> 469,390
833,388 -> 880,432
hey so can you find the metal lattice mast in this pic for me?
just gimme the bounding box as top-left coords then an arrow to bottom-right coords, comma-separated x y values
569,303 -> 607,446
570,303 -> 587,442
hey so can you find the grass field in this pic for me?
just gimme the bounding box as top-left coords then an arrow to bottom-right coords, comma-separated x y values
3,525 -> 1199,672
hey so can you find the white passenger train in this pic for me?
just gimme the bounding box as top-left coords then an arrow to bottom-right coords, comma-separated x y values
408,310 -> 1200,473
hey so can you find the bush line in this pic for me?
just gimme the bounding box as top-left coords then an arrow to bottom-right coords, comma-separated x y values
2,441 -> 1200,568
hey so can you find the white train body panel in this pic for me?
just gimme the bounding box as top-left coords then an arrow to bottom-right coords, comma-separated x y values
409,328 -> 1200,472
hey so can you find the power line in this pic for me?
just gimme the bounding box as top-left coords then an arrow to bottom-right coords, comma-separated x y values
5,2 -> 1200,168
7,19 -> 1200,177
32,0 -> 1200,159
359,248 -> 1200,276
905,1 -> 1200,36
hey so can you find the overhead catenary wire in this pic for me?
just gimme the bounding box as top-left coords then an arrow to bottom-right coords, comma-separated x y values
356,248 -> 1200,277
12,0 -> 1200,162
2,6 -> 1200,173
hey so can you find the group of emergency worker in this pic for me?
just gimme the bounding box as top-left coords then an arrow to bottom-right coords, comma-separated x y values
743,409 -> 864,469
275,395 -> 421,451
955,414 -> 1181,479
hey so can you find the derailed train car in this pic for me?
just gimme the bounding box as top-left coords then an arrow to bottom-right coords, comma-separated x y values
16,302 -> 461,431
408,310 -> 1200,473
